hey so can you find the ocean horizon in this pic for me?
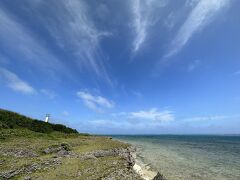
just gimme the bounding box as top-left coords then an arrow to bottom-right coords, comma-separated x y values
113,135 -> 240,180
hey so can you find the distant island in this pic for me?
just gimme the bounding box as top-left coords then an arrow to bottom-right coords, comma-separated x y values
0,109 -> 164,180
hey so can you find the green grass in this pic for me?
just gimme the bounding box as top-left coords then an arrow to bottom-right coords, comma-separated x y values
0,129 -> 132,179
0,109 -> 78,134
0,109 -> 139,179
29,156 -> 127,180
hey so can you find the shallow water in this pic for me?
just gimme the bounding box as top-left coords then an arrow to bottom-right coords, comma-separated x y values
113,135 -> 240,180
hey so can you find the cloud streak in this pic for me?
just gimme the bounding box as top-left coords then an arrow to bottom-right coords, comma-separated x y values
37,0 -> 111,83
166,0 -> 230,58
131,0 -> 167,54
0,67 -> 36,94
77,90 -> 114,112
129,108 -> 175,122
183,115 -> 240,123
111,108 -> 175,123
81,108 -> 175,134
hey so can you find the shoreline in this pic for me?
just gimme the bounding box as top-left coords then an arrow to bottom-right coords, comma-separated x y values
112,138 -> 158,180
109,137 -> 166,180
131,151 -> 157,180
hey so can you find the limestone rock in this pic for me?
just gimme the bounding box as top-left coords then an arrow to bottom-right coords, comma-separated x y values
42,143 -> 70,154
0,148 -> 38,157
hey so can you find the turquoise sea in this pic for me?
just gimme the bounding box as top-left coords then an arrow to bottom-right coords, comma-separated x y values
113,135 -> 240,180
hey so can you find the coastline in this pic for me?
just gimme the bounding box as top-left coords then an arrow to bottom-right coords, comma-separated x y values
112,138 -> 158,180
132,151 -> 157,180
1,128 -> 144,179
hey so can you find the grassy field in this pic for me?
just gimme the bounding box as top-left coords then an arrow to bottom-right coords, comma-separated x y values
0,109 -> 142,179
0,129 -> 142,180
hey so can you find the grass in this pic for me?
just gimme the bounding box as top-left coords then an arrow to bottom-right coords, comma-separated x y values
29,156 -> 127,180
0,109 -> 78,134
0,109 -> 140,179
0,129 -> 134,179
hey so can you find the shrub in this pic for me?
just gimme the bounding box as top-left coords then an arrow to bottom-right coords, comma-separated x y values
0,109 -> 78,134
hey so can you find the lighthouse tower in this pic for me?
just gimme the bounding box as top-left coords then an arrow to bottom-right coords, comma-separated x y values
45,114 -> 50,123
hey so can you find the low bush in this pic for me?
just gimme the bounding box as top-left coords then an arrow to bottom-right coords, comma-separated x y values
0,109 -> 78,134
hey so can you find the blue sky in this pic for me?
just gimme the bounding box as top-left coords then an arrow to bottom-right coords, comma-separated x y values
0,0 -> 239,134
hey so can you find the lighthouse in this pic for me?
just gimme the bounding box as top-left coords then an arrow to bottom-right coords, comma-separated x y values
45,114 -> 50,123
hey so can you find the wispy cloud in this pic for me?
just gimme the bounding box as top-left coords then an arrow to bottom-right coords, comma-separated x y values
36,0 -> 111,83
82,109 -> 174,134
79,107 -> 175,133
129,108 -> 175,122
131,0 -> 167,54
166,0 -> 230,58
111,108 -> 174,123
77,90 -> 114,112
0,8 -> 65,75
0,67 -> 36,94
182,114 -> 240,123
81,113 -> 240,134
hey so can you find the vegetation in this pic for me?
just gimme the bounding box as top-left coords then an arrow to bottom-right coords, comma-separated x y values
0,109 -> 141,179
0,109 -> 78,134
0,128 -> 139,179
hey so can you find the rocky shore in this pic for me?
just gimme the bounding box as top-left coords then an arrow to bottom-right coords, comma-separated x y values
0,129 -> 143,179
112,139 -> 167,180
129,147 -> 167,180
0,129 -> 167,180
0,110 -> 167,179
0,142 -> 141,179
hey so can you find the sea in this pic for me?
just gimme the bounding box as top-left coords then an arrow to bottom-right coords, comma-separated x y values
112,135 -> 240,180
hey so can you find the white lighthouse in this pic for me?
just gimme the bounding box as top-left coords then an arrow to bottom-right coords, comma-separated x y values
45,114 -> 50,123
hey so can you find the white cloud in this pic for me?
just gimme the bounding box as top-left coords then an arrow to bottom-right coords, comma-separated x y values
166,0 -> 230,58
131,0 -> 167,53
77,90 -> 114,112
82,115 -> 173,134
0,9 -> 65,75
131,0 -> 147,53
129,108 -> 175,122
0,67 -> 36,94
185,0 -> 199,8
37,0 -> 111,83
182,115 -> 239,123
81,107 -> 175,133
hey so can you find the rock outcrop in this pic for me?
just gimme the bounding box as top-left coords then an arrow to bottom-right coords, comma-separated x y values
1,138 -> 144,180
0,158 -> 61,179
42,143 -> 70,154
83,146 -> 136,168
0,148 -> 38,157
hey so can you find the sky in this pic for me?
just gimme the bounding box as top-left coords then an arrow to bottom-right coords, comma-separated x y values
0,0 -> 240,134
